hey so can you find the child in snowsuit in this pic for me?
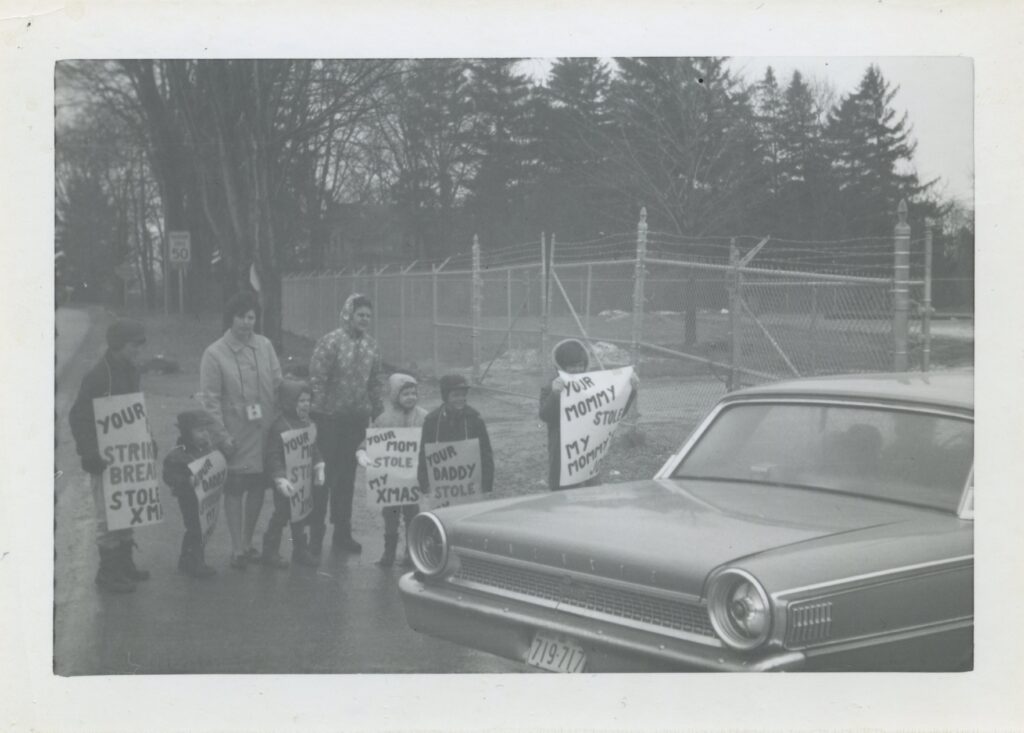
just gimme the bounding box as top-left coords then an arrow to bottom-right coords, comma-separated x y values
162,409 -> 221,578
356,373 -> 428,567
263,380 -> 326,568
539,338 -> 639,491
417,373 -> 495,502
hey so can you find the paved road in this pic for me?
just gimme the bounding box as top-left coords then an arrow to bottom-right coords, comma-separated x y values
53,308 -> 526,675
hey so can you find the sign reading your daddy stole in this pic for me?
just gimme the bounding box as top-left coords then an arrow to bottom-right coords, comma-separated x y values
423,438 -> 481,510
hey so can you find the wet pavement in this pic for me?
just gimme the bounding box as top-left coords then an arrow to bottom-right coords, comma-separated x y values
53,307 -> 526,675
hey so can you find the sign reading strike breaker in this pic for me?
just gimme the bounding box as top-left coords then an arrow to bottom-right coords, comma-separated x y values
281,426 -> 315,523
188,450 -> 227,546
365,427 -> 422,508
423,438 -> 481,510
558,366 -> 635,487
93,393 -> 164,530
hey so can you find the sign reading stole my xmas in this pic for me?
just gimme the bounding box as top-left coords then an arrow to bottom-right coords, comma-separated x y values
281,426 -> 315,522
188,450 -> 227,546
365,427 -> 422,508
423,438 -> 481,510
93,393 -> 164,530
558,366 -> 635,487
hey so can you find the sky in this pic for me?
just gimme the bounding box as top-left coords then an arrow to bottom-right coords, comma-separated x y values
524,57 -> 974,206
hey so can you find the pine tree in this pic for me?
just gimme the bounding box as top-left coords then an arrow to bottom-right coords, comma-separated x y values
752,66 -> 785,233
778,69 -> 833,240
825,65 -> 932,238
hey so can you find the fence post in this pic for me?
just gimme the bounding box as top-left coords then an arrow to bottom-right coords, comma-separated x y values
472,235 -> 482,381
540,233 -> 548,364
892,199 -> 911,371
432,264 -> 439,377
922,218 -> 934,372
809,285 -> 819,376
399,271 -> 406,367
728,238 -> 741,391
631,208 -> 648,366
585,263 -> 593,332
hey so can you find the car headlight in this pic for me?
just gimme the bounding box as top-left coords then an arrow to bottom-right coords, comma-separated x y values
708,569 -> 772,650
407,512 -> 449,577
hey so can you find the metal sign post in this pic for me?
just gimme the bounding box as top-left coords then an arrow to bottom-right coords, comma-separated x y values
168,231 -> 191,315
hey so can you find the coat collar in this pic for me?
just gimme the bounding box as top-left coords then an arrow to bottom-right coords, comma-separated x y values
223,328 -> 255,352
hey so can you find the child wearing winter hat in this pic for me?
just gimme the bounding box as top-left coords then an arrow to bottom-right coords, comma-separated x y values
162,409 -> 222,578
356,373 -> 428,567
539,339 -> 639,490
263,380 -> 326,568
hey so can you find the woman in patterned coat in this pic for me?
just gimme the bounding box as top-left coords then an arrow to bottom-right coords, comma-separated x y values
307,293 -> 382,556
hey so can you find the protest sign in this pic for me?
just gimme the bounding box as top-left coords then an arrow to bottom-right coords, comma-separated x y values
365,427 -> 423,508
558,366 -> 635,487
422,438 -> 481,510
188,450 -> 227,546
93,393 -> 164,530
281,425 -> 315,523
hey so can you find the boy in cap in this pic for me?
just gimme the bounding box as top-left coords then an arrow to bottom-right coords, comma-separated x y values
263,380 -> 326,568
356,373 -> 428,567
69,318 -> 151,592
162,409 -> 222,578
539,338 -> 639,491
417,374 -> 495,500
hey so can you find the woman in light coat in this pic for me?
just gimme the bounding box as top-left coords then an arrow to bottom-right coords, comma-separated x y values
199,291 -> 282,569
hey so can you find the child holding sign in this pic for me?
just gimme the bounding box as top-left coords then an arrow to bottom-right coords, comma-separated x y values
68,318 -> 151,593
417,374 -> 494,510
263,380 -> 326,568
162,410 -> 222,579
356,373 -> 427,567
540,339 -> 639,490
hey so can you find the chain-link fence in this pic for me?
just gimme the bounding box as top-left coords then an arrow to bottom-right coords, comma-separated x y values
283,208 -> 968,437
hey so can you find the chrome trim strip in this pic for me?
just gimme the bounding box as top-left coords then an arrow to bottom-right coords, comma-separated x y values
776,554 -> 974,598
452,547 -> 705,605
447,548 -> 720,647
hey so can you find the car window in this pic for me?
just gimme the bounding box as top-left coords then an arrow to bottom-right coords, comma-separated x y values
673,402 -> 973,513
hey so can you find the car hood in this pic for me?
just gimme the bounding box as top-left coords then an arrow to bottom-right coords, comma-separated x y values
444,479 -> 935,598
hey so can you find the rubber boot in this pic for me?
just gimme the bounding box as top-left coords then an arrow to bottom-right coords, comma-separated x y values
399,544 -> 415,569
292,527 -> 318,567
375,532 -> 398,567
177,535 -> 192,574
309,523 -> 325,561
333,526 -> 362,554
192,542 -> 216,578
95,546 -> 135,593
261,521 -> 289,569
120,540 -> 150,582
179,535 -> 215,579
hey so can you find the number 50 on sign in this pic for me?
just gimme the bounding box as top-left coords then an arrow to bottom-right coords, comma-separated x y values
168,231 -> 191,265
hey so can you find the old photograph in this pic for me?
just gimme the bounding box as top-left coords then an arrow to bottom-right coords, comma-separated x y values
53,55 -> 975,675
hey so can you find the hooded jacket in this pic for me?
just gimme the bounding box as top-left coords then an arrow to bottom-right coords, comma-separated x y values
265,380 -> 324,483
417,402 -> 494,494
308,293 -> 382,420
69,350 -> 142,475
370,373 -> 428,429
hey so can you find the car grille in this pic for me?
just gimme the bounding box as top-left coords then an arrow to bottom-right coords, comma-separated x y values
786,601 -> 833,645
453,554 -> 716,639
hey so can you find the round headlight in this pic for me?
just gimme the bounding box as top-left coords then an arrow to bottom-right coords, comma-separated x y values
407,513 -> 449,577
708,569 -> 772,650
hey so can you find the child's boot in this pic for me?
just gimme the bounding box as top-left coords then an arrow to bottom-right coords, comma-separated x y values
309,523 -> 325,561
376,532 -> 398,567
119,540 -> 150,582
292,528 -> 318,567
260,523 -> 289,569
190,538 -> 216,579
95,546 -> 135,593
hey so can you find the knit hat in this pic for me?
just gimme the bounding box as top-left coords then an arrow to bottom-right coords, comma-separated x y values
176,409 -> 215,436
439,374 -> 469,402
553,338 -> 589,371
279,379 -> 312,417
107,319 -> 146,351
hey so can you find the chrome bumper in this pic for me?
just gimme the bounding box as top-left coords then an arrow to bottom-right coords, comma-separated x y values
399,573 -> 807,673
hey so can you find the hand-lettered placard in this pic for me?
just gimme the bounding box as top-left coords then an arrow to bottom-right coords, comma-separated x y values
558,367 -> 635,487
365,427 -> 423,508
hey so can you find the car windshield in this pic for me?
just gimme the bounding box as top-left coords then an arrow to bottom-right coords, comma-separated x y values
673,402 -> 973,513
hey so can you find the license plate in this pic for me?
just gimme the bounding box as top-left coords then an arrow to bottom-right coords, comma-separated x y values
526,632 -> 587,673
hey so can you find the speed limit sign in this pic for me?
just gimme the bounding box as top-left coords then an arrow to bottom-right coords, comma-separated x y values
168,231 -> 191,266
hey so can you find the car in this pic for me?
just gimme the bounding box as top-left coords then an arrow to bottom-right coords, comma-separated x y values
399,371 -> 974,672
